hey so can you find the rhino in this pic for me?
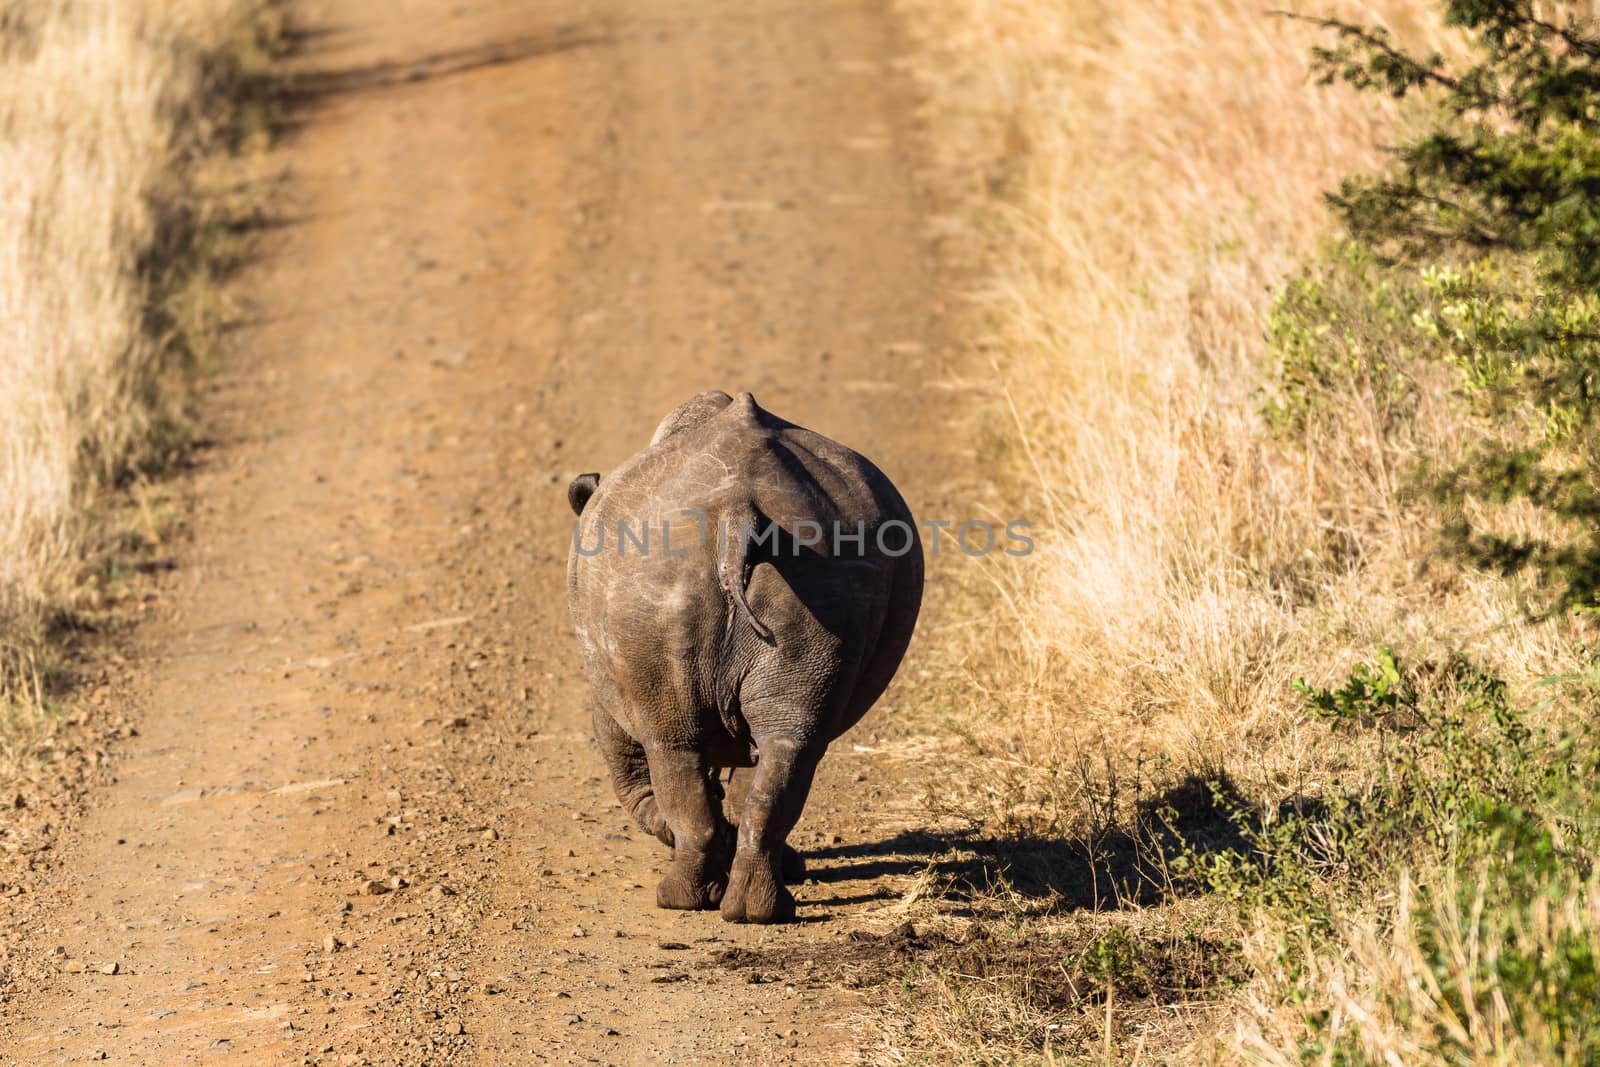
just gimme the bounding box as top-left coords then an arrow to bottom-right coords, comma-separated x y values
565,390 -> 924,922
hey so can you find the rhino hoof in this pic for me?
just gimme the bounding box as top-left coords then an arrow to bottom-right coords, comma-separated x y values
721,853 -> 795,924
656,868 -> 724,911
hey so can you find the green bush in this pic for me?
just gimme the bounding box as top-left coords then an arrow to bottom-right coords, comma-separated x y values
1271,1 -> 1600,613
1195,649 -> 1598,940
1185,646 -> 1600,1060
1265,242 -> 1441,438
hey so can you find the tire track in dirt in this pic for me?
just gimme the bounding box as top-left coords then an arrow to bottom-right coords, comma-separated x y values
0,1 -> 964,1063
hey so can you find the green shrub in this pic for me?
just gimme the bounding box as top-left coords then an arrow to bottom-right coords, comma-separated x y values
1265,242 -> 1441,438
1271,1 -> 1600,613
1195,649 -> 1598,940
1182,645 -> 1600,1060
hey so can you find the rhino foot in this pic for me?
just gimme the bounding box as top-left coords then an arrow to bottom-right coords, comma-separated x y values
656,864 -> 726,910
726,817 -> 803,880
721,850 -> 795,924
656,820 -> 734,910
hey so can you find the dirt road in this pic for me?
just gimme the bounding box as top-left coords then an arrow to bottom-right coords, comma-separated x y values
0,0 -> 964,1062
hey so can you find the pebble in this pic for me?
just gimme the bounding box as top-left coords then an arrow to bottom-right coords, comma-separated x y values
99,961 -> 120,976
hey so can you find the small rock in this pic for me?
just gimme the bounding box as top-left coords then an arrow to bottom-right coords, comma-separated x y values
362,879 -> 390,896
446,1020 -> 464,1036
324,935 -> 341,954
480,828 -> 498,842
99,961 -> 120,976
570,925 -> 587,938
386,875 -> 408,891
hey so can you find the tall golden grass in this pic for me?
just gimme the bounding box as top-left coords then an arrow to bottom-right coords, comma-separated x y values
899,0 -> 1585,844
0,1 -> 272,770
893,0 -> 1594,1060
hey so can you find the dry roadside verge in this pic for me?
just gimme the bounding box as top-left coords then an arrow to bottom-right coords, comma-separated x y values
0,0 -> 280,926
875,1 -> 1598,1063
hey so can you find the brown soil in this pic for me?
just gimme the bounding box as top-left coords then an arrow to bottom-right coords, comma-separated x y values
0,0 -> 976,1063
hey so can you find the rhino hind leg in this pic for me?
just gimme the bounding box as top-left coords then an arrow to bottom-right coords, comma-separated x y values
722,737 -> 820,924
722,768 -> 805,880
645,745 -> 734,911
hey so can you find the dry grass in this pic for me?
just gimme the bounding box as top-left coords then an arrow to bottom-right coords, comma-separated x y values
897,0 -> 1570,819
1240,867 -> 1600,1066
0,1 -> 276,776
890,0 -> 1597,1062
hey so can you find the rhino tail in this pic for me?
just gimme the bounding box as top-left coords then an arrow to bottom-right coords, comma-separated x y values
718,506 -> 775,644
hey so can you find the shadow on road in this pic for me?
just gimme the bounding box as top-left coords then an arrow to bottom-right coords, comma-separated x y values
802,773 -> 1261,913
284,23 -> 609,108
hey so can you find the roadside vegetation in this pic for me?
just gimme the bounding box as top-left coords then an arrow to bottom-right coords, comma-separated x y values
0,1 -> 279,780
890,0 -> 1600,1061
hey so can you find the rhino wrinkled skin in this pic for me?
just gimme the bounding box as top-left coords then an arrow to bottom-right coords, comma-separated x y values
566,390 -> 924,923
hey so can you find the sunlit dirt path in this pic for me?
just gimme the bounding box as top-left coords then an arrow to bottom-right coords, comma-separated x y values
0,0 -> 965,1062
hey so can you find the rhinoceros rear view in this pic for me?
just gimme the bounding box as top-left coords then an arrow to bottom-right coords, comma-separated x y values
566,390 -> 923,923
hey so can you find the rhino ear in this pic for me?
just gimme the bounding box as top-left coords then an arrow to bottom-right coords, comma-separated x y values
568,473 -> 600,516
